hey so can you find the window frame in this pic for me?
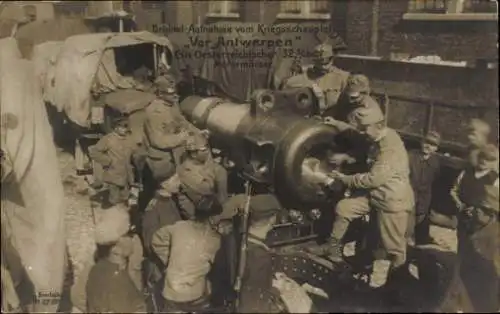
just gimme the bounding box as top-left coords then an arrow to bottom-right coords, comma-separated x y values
205,0 -> 240,19
403,0 -> 498,21
276,0 -> 330,20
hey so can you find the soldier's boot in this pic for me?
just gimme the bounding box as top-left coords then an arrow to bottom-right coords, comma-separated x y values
368,259 -> 391,289
326,238 -> 344,264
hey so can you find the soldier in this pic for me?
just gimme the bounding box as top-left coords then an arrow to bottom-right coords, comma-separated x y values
142,73 -> 193,186
311,105 -> 414,290
450,144 -> 499,312
173,135 -> 228,220
322,93 -> 383,172
235,194 -> 312,313
282,42 -> 349,116
327,74 -> 377,124
89,116 -> 136,207
86,204 -> 146,313
407,131 -> 441,245
151,195 -> 224,312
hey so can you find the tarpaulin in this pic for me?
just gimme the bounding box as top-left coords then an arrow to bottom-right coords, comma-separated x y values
49,31 -> 173,128
0,38 -> 66,311
32,41 -> 63,97
14,18 -> 92,59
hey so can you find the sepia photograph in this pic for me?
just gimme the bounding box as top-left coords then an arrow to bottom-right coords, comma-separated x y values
0,0 -> 498,313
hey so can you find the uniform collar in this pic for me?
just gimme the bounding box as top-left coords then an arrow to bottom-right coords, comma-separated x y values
474,169 -> 495,178
248,233 -> 270,251
374,128 -> 387,143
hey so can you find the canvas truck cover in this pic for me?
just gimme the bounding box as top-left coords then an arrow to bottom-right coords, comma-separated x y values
51,31 -> 173,128
1,38 -> 65,311
32,41 -> 63,100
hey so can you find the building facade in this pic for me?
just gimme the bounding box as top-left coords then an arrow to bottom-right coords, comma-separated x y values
133,0 -> 497,63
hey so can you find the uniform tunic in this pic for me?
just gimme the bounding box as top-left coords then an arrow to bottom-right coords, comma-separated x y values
451,167 -> 499,312
89,132 -> 135,187
151,220 -> 221,304
175,159 -> 228,219
143,100 -> 191,182
283,65 -> 349,114
238,235 -> 286,313
335,128 -> 414,267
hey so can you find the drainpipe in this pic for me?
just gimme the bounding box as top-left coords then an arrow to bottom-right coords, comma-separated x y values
370,0 -> 380,57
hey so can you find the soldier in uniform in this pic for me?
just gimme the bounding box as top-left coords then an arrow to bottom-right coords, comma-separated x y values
173,135 -> 228,220
282,42 -> 349,116
142,73 -> 195,186
311,105 -> 414,289
235,194 -> 312,313
450,144 -> 499,312
89,117 -> 137,207
87,205 -> 146,313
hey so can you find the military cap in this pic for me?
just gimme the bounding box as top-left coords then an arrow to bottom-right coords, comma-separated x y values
95,204 -> 130,245
195,194 -> 223,219
346,74 -> 370,95
211,194 -> 245,223
185,135 -> 209,151
467,118 -> 491,135
249,194 -> 282,223
354,102 -> 385,126
113,115 -> 129,128
423,131 -> 441,146
477,144 -> 498,162
314,43 -> 334,59
155,74 -> 177,94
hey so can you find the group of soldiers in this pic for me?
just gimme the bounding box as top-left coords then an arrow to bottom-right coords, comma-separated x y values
278,41 -> 499,311
78,63 -> 316,313
70,39 -> 498,313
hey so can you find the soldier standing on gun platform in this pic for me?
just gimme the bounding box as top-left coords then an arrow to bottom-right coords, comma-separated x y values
282,41 -> 349,116
312,105 -> 414,294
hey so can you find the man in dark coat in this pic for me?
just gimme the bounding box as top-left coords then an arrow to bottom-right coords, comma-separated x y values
408,131 -> 441,245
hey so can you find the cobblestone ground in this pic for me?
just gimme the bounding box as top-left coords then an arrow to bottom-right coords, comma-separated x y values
58,151 -> 98,283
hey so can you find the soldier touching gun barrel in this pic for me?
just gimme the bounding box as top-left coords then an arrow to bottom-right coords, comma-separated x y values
309,105 -> 415,292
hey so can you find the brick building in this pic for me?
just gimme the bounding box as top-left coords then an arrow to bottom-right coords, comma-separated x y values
133,0 -> 497,64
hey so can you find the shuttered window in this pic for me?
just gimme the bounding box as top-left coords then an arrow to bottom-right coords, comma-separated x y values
408,0 -> 497,14
279,0 -> 330,19
208,1 -> 240,16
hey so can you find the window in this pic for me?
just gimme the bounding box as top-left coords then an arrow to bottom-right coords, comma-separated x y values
206,1 -> 240,18
404,0 -> 497,20
277,0 -> 330,20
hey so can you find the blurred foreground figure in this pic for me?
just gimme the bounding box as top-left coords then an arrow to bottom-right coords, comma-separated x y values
86,205 -> 146,313
451,144 -> 499,312
237,194 -> 313,313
